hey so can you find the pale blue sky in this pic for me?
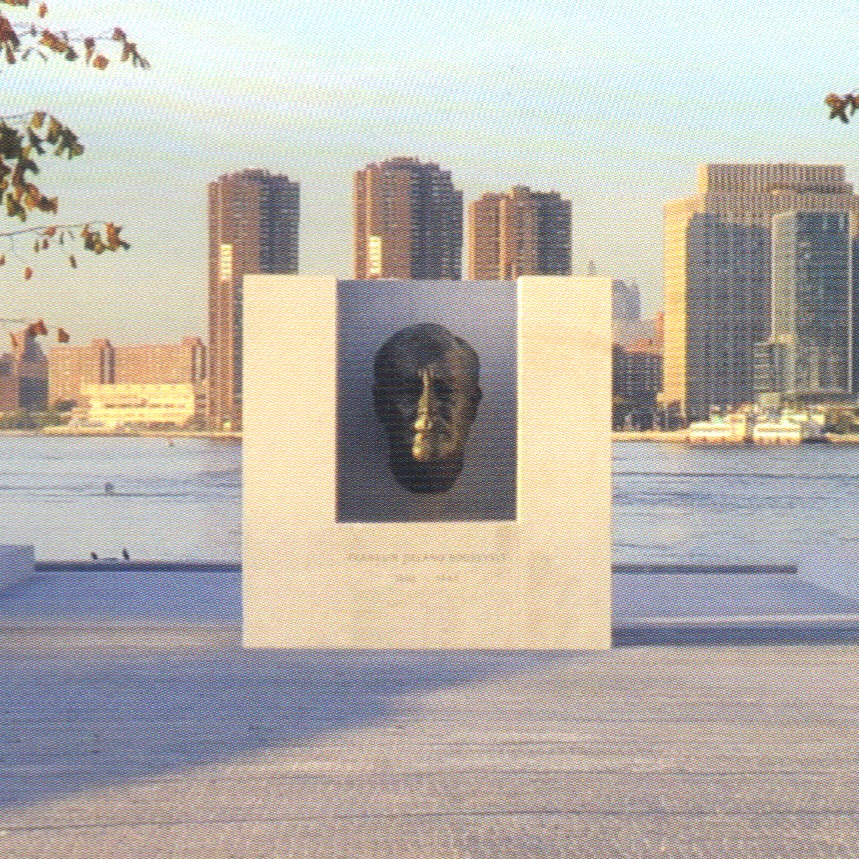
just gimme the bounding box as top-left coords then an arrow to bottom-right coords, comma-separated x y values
2,0 -> 858,343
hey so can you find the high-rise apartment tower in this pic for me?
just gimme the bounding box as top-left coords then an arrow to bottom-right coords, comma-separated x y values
208,169 -> 299,430
663,163 -> 859,421
467,186 -> 571,279
353,157 -> 463,280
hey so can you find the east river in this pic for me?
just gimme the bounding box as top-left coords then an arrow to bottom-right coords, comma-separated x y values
2,435 -> 859,565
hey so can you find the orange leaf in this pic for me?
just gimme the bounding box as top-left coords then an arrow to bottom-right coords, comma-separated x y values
23,267 -> 33,280
38,3 -> 48,18
92,54 -> 108,70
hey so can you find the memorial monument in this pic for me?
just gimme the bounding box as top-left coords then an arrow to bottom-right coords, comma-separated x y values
243,276 -> 613,649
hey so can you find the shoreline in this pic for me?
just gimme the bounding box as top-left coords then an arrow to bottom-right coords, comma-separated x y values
0,427 -> 241,440
4,427 -> 859,444
612,430 -> 859,443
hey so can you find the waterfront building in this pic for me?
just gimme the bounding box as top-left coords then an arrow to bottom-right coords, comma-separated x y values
612,329 -> 664,430
208,169 -> 300,431
755,211 -> 854,405
79,383 -> 203,429
687,411 -> 751,444
0,354 -> 16,411
0,328 -> 48,411
353,157 -> 462,280
114,337 -> 206,387
49,337 -> 206,408
47,338 -> 113,407
663,163 -> 859,421
467,186 -> 571,279
613,318 -> 656,347
612,279 -> 641,321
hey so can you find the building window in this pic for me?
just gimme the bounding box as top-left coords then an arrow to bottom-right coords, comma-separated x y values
219,244 -> 233,283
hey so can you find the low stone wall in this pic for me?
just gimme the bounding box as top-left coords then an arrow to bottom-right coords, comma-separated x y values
0,545 -> 35,594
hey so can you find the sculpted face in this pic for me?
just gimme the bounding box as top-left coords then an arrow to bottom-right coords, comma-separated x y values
373,324 -> 482,493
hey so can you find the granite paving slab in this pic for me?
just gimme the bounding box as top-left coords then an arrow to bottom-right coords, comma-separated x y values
0,569 -> 858,858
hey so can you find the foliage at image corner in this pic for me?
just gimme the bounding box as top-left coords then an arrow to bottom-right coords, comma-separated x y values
0,0 -> 146,281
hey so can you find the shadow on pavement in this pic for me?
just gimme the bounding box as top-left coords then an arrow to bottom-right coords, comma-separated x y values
0,625 -> 580,812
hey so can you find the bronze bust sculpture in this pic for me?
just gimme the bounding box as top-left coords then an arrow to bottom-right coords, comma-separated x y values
373,324 -> 482,493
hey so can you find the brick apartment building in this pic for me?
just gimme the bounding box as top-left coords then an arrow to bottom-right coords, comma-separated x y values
467,186 -> 571,280
48,337 -> 206,408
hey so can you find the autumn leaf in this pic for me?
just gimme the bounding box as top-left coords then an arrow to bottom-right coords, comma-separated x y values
45,116 -> 61,144
0,14 -> 19,48
825,92 -> 851,123
39,30 -> 70,54
105,222 -> 128,250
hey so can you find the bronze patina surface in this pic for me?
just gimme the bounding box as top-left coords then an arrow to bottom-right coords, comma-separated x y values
373,323 -> 482,493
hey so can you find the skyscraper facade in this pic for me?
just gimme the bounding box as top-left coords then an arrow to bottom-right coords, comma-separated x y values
208,169 -> 299,430
663,164 -> 859,421
755,211 -> 854,402
353,157 -> 463,280
1,329 -> 48,411
611,279 -> 641,321
467,186 -> 571,280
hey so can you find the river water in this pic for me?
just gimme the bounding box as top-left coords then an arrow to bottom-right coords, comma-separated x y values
0,436 -> 241,562
1,435 -> 858,564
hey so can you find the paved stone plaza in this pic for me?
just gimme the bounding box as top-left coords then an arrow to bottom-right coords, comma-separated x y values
1,567 -> 859,858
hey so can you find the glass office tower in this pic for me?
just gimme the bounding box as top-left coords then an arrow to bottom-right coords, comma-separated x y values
765,211 -> 853,400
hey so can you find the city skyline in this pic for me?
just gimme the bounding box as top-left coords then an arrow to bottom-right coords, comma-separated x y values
664,164 -> 859,421
1,0 -> 858,344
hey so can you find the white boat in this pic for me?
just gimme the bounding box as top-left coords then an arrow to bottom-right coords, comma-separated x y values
687,413 -> 750,444
752,417 -> 803,445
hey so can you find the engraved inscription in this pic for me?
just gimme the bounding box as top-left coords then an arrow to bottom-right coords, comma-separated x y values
347,551 -> 506,565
